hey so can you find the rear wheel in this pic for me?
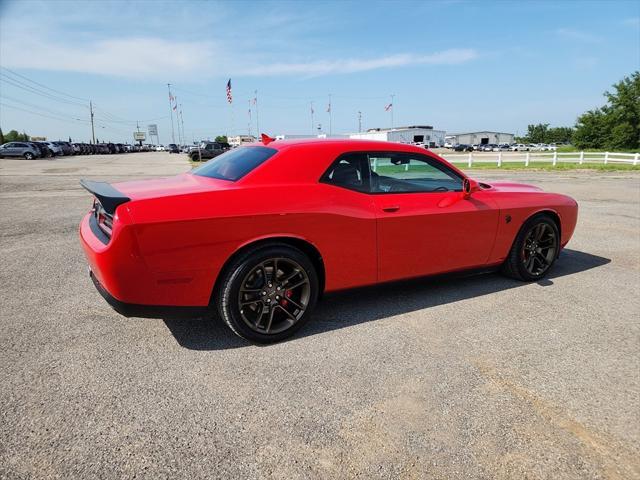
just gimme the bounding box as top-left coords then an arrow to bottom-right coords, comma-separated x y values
502,214 -> 559,281
216,244 -> 319,343
24,152 -> 34,160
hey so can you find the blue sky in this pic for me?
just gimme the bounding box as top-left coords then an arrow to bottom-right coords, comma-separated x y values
0,0 -> 638,144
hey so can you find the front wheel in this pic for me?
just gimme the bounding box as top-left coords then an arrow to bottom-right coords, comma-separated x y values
24,152 -> 34,160
215,245 -> 319,343
502,214 -> 560,281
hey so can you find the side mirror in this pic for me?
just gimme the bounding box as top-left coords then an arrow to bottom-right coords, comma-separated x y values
463,178 -> 480,198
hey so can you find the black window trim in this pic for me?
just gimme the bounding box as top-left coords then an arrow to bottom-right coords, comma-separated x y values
320,150 -> 465,195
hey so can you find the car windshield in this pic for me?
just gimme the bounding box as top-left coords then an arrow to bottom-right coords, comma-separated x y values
191,146 -> 277,181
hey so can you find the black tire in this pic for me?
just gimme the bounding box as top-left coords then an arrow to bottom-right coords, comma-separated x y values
24,152 -> 34,160
215,244 -> 319,343
502,213 -> 560,281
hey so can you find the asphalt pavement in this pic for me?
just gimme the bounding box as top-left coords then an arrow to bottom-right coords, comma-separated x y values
0,152 -> 638,479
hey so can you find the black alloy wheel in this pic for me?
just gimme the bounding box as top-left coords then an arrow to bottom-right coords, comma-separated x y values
216,244 -> 319,343
237,257 -> 311,335
502,214 -> 560,281
521,222 -> 558,276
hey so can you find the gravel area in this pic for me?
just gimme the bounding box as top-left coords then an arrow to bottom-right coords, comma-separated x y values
1,152 -> 638,479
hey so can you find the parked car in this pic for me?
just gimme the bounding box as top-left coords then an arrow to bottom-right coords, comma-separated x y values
443,141 -> 454,149
188,141 -> 230,161
510,144 -> 529,151
155,145 -> 166,152
32,142 -> 54,158
499,144 -> 511,151
167,143 -> 180,153
53,141 -> 73,156
79,138 -> 578,343
72,143 -> 82,155
0,142 -> 41,159
43,141 -> 63,156
454,144 -> 474,152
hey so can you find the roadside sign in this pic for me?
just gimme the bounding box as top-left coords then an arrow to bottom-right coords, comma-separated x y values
133,132 -> 146,141
148,124 -> 158,136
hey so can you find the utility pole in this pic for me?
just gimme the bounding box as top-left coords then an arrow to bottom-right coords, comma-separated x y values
248,99 -> 252,137
390,94 -> 395,129
358,111 -> 362,133
89,101 -> 95,144
167,83 -> 175,144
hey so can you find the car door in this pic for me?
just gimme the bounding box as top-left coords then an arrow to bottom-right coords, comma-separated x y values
3,142 -> 18,157
367,152 -> 500,283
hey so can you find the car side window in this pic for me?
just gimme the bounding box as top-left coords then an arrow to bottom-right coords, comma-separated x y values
368,153 -> 463,193
320,153 -> 370,193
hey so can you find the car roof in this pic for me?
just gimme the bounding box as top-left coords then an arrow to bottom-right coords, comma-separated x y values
251,138 -> 434,155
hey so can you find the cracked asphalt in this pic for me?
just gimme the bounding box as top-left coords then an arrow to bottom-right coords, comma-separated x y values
0,152 -> 638,479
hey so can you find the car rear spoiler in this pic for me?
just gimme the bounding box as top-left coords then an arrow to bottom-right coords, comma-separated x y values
80,179 -> 130,215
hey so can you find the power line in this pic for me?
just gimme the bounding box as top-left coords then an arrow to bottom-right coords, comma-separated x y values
0,67 -> 89,102
0,101 -> 90,125
0,74 -> 88,108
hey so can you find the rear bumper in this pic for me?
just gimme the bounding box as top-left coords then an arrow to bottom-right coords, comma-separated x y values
90,270 -> 208,319
80,212 -> 214,309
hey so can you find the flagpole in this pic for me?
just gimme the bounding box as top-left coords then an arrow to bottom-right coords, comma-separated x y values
310,102 -> 314,136
167,83 -> 176,144
248,99 -> 252,137
179,105 -> 185,147
254,90 -> 259,136
328,93 -> 332,136
390,94 -> 395,129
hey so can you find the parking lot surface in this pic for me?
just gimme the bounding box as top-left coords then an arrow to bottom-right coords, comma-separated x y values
1,152 -> 639,479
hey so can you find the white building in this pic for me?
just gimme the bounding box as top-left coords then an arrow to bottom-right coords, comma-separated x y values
446,131 -> 514,146
349,126 -> 446,147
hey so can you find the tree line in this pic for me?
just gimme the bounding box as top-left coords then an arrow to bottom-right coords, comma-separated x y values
515,71 -> 639,150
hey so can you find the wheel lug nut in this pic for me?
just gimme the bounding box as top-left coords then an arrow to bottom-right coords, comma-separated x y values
266,299 -> 271,303
262,291 -> 266,295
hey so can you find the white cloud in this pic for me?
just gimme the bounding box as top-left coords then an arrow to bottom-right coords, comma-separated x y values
0,26 -> 478,79
237,49 -> 479,77
555,28 -> 602,43
0,33 -> 216,79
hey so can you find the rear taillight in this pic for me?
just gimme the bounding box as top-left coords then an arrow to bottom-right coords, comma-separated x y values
93,199 -> 113,238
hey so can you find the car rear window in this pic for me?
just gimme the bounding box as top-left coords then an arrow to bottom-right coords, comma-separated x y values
191,146 -> 277,181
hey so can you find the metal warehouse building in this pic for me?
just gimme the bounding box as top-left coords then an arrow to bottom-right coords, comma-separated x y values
349,126 -> 446,147
446,131 -> 514,146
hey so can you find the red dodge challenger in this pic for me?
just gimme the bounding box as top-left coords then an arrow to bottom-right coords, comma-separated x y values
80,137 -> 578,342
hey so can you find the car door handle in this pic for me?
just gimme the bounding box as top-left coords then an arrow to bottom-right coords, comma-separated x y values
382,206 -> 400,212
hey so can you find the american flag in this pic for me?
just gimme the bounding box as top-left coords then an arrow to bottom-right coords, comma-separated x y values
385,103 -> 393,111
169,93 -> 174,102
226,79 -> 232,104
326,103 -> 331,113
173,96 -> 178,111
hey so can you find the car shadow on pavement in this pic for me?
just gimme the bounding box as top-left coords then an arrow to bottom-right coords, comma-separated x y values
162,249 -> 610,350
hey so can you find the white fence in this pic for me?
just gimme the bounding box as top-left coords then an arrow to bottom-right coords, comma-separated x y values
440,151 -> 639,167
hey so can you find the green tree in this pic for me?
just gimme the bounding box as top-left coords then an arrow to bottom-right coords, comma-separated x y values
546,127 -> 574,144
573,109 -> 608,149
574,71 -> 640,150
525,123 -> 549,143
5,130 -> 20,142
215,135 -> 228,143
0,128 -> 4,144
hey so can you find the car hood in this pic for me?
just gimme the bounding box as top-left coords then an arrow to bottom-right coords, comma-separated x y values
112,173 -> 234,201
486,181 -> 544,193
